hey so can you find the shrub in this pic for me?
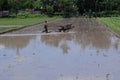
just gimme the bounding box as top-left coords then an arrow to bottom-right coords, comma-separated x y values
9,13 -> 17,17
95,10 -> 118,17
26,14 -> 47,18
17,11 -> 30,18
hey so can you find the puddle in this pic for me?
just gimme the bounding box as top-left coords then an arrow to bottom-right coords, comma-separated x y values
0,31 -> 120,80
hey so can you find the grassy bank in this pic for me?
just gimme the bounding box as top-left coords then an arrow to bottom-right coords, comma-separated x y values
98,17 -> 120,35
0,16 -> 60,33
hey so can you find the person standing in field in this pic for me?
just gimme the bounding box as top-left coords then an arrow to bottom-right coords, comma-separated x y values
44,21 -> 48,33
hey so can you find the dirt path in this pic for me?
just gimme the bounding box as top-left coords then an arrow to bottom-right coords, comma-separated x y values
3,18 -> 119,38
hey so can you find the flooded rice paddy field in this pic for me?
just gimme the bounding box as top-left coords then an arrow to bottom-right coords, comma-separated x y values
0,18 -> 120,80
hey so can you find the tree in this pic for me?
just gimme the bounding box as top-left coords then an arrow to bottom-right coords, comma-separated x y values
0,0 -> 4,10
33,0 -> 42,10
0,0 -> 120,17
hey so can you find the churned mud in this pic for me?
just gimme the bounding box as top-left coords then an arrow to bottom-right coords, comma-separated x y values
0,18 -> 120,80
2,18 -> 110,34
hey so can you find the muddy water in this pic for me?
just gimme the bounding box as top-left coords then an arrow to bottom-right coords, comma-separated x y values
0,31 -> 120,80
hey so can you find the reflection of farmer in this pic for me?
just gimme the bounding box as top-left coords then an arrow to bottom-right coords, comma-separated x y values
44,21 -> 48,33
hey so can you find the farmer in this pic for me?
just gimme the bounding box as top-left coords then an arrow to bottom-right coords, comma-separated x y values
44,21 -> 48,33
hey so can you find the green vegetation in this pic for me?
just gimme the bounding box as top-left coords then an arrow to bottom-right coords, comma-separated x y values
0,0 -> 120,33
0,15 -> 60,33
0,16 -> 59,26
0,0 -> 120,17
0,27 -> 16,33
98,17 -> 120,34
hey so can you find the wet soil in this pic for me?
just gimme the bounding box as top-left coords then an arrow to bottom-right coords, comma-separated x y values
3,18 -> 112,34
0,18 -> 120,80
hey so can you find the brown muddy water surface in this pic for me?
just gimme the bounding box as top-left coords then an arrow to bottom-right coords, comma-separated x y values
0,18 -> 120,80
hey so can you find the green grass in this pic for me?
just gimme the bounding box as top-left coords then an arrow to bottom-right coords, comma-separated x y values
0,27 -> 17,33
98,17 -> 120,35
0,16 -> 59,26
0,16 -> 60,33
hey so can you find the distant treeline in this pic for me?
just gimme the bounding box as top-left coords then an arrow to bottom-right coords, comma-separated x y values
0,0 -> 120,17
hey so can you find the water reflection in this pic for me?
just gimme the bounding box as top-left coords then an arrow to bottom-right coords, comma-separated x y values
0,36 -> 35,62
74,31 -> 111,50
0,32 -> 120,55
113,39 -> 120,50
41,33 -> 73,54
0,32 -> 120,80
41,31 -> 115,54
0,36 -> 35,49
